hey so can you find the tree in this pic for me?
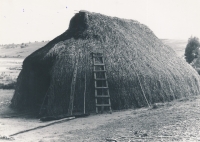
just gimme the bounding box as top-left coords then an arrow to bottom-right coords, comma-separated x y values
185,36 -> 200,63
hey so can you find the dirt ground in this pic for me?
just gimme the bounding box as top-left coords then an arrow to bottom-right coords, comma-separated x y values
1,90 -> 200,142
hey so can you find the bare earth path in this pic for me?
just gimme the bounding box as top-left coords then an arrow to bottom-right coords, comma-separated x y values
1,90 -> 200,142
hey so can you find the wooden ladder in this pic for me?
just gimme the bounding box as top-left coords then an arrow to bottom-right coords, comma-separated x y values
92,51 -> 112,114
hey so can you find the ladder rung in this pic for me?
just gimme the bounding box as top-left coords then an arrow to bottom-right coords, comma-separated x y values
95,78 -> 106,80
95,87 -> 108,89
94,63 -> 105,66
95,95 -> 110,97
92,51 -> 103,54
96,104 -> 111,107
93,70 -> 106,72
93,55 -> 103,57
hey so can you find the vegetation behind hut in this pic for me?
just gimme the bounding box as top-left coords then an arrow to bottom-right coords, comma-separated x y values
185,36 -> 200,63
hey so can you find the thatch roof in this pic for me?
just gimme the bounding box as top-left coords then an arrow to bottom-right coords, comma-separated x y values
11,11 -> 200,116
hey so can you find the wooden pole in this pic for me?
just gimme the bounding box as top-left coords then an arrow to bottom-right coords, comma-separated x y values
83,50 -> 88,114
83,72 -> 86,114
133,63 -> 150,107
68,50 -> 80,116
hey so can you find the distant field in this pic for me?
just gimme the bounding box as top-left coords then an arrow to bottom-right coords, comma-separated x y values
0,58 -> 23,84
162,39 -> 187,58
0,41 -> 48,84
0,39 -> 187,84
0,41 -> 48,58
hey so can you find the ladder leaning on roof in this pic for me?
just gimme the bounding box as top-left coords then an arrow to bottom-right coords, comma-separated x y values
92,49 -> 112,114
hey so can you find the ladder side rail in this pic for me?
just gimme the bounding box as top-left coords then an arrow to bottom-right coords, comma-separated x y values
68,52 -> 79,116
103,58 -> 112,113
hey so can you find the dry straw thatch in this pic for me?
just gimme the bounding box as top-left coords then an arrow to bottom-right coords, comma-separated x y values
11,11 -> 200,116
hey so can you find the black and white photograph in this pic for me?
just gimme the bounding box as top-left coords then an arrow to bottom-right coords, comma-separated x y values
0,0 -> 200,141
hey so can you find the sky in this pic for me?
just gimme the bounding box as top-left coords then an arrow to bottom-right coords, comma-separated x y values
0,0 -> 200,44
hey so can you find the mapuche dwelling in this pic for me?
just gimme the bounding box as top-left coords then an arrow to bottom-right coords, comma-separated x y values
11,11 -> 200,116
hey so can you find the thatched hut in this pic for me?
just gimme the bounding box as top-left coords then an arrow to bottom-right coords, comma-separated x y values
11,11 -> 200,116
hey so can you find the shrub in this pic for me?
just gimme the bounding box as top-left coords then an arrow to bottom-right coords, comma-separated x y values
0,82 -> 16,89
185,36 -> 200,63
195,68 -> 200,75
21,43 -> 28,48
